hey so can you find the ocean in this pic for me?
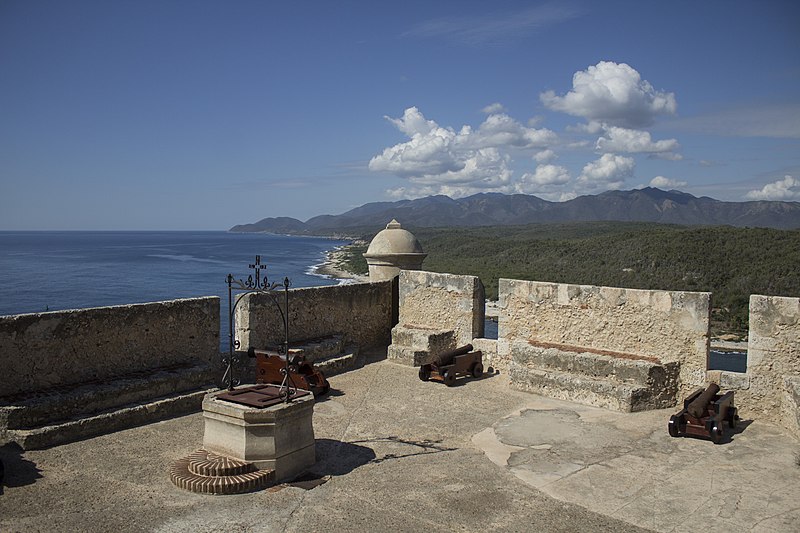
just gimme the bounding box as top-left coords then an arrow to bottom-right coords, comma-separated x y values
0,231 -> 350,347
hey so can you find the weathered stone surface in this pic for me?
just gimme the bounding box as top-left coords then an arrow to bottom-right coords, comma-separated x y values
236,281 -> 392,352
509,342 -> 680,412
387,325 -> 456,366
0,297 -> 220,398
717,370 -> 750,391
498,279 -> 710,400
782,376 -> 800,440
740,295 -> 800,426
3,387 -> 215,450
396,270 -> 485,346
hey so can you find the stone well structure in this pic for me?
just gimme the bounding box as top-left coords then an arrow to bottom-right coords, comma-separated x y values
363,219 -> 427,281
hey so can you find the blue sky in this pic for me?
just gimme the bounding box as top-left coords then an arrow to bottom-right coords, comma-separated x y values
1,0 -> 798,230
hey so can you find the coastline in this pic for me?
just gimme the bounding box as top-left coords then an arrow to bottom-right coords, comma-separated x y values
310,243 -> 369,283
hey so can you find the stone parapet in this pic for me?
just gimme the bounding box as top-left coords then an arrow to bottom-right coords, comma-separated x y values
236,281 -> 393,352
498,279 -> 710,400
0,297 -> 220,449
740,295 -> 800,427
397,270 -> 485,346
0,297 -> 220,398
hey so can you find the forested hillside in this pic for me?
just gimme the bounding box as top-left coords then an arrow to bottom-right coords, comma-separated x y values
339,222 -> 800,338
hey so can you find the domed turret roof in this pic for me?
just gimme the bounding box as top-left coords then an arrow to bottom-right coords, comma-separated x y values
364,219 -> 424,256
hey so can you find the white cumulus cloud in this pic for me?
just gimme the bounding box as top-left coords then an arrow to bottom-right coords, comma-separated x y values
482,102 -> 506,114
595,126 -> 679,155
745,175 -> 800,201
540,61 -> 677,128
577,153 -> 635,192
534,149 -> 556,163
464,112 -> 558,150
369,107 -> 557,198
650,176 -> 687,189
520,164 -> 571,187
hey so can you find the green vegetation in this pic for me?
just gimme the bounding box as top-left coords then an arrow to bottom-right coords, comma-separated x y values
339,222 -> 800,339
337,239 -> 369,274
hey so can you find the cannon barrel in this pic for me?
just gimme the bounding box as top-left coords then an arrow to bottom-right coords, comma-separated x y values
433,344 -> 473,367
687,383 -> 720,418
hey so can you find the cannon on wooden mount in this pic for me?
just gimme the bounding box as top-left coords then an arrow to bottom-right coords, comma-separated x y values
418,344 -> 484,386
668,383 -> 739,444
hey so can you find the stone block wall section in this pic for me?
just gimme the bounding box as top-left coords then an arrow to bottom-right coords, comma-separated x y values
744,295 -> 799,435
236,280 -> 393,352
498,279 -> 711,398
396,270 -> 485,347
0,297 -> 220,397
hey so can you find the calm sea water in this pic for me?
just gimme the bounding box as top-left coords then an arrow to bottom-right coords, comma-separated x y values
0,231 -> 349,347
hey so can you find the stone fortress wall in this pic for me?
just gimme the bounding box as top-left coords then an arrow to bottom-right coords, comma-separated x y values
742,295 -> 800,437
391,272 -> 798,431
387,270 -> 484,366
0,297 -> 220,449
234,280 -> 394,352
1,269 -> 798,447
498,279 -> 710,400
0,297 -> 220,397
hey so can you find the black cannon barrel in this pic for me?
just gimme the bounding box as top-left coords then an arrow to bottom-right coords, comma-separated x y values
687,383 -> 720,418
433,344 -> 473,367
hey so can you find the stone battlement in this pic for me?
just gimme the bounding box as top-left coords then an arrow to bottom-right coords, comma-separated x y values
2,272 -> 798,448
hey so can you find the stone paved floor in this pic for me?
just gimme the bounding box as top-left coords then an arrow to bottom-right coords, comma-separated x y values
1,359 -> 798,532
474,396 -> 800,533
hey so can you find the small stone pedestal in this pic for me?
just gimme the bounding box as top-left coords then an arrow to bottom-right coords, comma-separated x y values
201,389 -> 316,482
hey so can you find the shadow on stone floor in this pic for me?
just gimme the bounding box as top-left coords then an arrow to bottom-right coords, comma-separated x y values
348,435 -> 458,464
0,443 -> 43,494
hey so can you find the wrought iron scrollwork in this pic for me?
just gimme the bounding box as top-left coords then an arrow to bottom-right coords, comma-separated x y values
224,256 -> 295,402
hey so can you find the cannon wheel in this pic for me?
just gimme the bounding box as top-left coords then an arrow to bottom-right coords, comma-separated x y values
312,383 -> 331,398
668,415 -> 680,437
443,370 -> 456,387
418,366 -> 431,382
471,363 -> 483,378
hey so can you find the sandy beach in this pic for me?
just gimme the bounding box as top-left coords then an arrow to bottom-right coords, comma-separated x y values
311,243 -> 369,283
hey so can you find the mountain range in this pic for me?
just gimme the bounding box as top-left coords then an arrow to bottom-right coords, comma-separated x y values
230,188 -> 800,234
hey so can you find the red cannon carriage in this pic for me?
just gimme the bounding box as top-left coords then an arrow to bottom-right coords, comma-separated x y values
249,347 -> 330,398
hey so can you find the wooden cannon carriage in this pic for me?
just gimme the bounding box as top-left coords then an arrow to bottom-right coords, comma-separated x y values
249,347 -> 330,397
418,344 -> 484,387
668,383 -> 739,444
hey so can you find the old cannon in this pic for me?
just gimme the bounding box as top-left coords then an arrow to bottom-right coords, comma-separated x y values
418,344 -> 484,387
668,383 -> 739,444
249,347 -> 330,397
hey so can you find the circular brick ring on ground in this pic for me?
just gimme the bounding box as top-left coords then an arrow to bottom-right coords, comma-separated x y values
170,449 -> 274,495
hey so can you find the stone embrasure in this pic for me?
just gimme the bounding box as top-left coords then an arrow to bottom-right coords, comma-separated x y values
170,449 -> 275,495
